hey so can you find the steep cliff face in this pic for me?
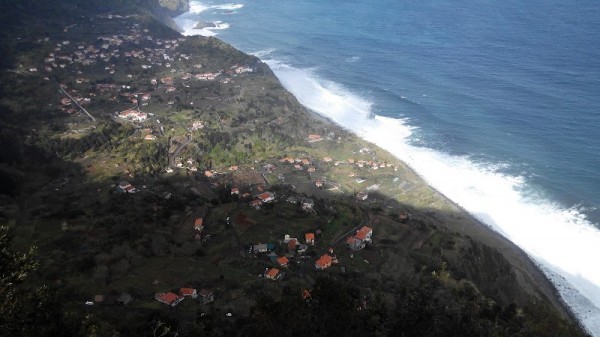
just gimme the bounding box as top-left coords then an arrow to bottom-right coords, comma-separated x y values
144,0 -> 189,31
157,0 -> 189,15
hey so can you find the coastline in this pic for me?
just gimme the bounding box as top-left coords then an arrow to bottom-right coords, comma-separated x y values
300,94 -> 577,323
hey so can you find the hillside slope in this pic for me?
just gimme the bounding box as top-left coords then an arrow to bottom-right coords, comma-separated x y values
0,1 -> 589,336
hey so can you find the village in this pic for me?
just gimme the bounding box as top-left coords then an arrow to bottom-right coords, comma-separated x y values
13,11 -> 444,317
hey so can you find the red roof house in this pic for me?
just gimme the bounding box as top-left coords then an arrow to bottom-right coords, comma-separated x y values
194,217 -> 204,231
277,256 -> 290,267
315,254 -> 333,270
265,268 -> 281,280
180,288 -> 198,299
155,292 -> 184,307
305,233 -> 315,245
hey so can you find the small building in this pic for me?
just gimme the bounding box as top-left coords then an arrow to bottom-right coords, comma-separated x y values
297,244 -> 308,254
346,236 -> 366,251
305,233 -> 315,245
302,199 -> 314,211
356,192 -> 368,201
315,179 -> 323,188
346,226 -> 373,251
265,268 -> 281,281
180,288 -> 198,299
231,187 -> 240,195
194,217 -> 204,231
118,181 -> 136,193
315,254 -> 332,270
257,192 -> 275,203
252,243 -> 275,253
155,292 -> 184,307
355,226 -> 373,242
287,239 -> 298,254
199,289 -> 214,304
277,256 -> 289,267
250,199 -> 262,209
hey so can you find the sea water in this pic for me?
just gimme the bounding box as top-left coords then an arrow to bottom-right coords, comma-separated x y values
175,1 -> 600,334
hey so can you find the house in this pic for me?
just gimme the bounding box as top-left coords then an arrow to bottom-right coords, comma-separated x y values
322,156 -> 332,162
180,288 -> 198,299
346,226 -> 373,251
155,292 -> 184,307
118,181 -> 136,193
199,289 -> 214,304
297,244 -> 308,254
356,192 -> 368,201
305,233 -> 315,245
250,199 -> 262,209
160,77 -> 174,85
257,192 -> 275,203
315,254 -> 332,270
229,165 -> 239,171
231,187 -> 240,195
288,239 -> 298,254
277,256 -> 289,267
307,134 -> 322,142
144,134 -> 157,141
252,243 -> 275,253
283,235 -> 298,244
315,179 -> 323,188
194,217 -> 204,231
302,289 -> 312,301
346,236 -> 365,251
302,199 -> 314,211
355,226 -> 373,242
265,268 -> 281,281
204,170 -> 214,177
301,158 -> 310,165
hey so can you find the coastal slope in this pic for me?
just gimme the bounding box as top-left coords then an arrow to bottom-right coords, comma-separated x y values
0,1 -> 589,336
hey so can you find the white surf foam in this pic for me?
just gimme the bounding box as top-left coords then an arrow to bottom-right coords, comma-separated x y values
175,17 -> 230,37
189,2 -> 209,14
212,3 -> 244,11
251,48 -> 277,58
265,59 -> 600,336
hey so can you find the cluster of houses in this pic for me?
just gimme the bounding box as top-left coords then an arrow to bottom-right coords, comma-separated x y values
37,18 -> 256,120
155,287 -> 214,307
252,225 -> 375,282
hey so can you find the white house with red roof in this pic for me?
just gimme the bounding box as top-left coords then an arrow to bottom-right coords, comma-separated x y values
179,288 -> 197,299
155,292 -> 184,307
265,268 -> 282,280
257,192 -> 275,203
315,254 -> 333,270
194,217 -> 204,231
346,226 -> 373,251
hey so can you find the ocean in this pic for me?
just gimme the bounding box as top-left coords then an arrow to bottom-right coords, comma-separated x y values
175,1 -> 600,334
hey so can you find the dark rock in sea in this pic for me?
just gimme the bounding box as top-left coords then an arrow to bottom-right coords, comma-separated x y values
194,21 -> 217,29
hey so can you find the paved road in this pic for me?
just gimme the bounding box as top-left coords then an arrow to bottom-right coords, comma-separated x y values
58,86 -> 96,121
168,133 -> 193,168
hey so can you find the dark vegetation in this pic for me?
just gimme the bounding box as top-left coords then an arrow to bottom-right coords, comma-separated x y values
0,1 -> 589,336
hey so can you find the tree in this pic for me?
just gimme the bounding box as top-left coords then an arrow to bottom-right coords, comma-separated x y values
0,226 -> 71,337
